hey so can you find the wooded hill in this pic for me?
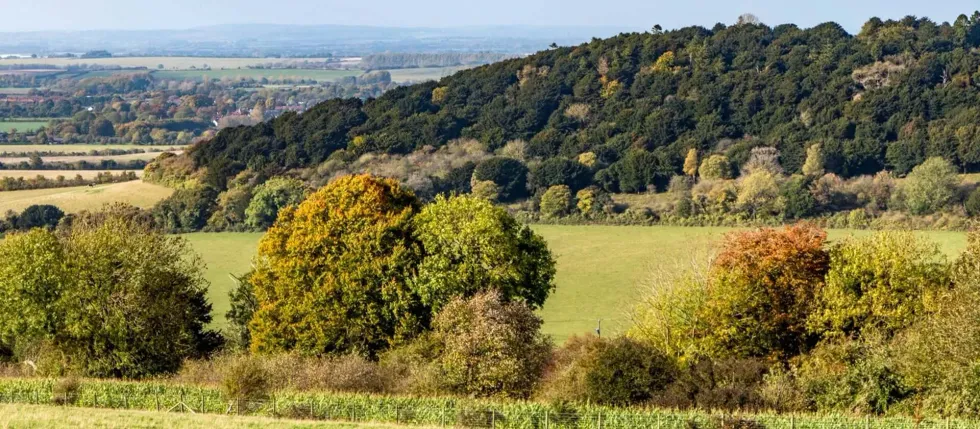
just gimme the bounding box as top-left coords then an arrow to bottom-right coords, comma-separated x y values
159,13 -> 980,197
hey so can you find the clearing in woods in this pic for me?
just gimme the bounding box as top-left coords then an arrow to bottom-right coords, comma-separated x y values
183,226 -> 969,341
0,180 -> 173,213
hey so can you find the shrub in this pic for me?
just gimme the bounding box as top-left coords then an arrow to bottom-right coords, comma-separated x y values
472,157 -> 529,201
539,185 -> 573,218
249,175 -> 425,357
699,155 -> 732,180
221,355 -> 270,403
52,376 -> 81,405
470,180 -> 500,201
575,187 -> 613,217
433,291 -> 552,399
14,205 -> 64,231
966,187 -> 980,217
736,170 -> 784,217
657,357 -> 771,412
411,195 -> 556,312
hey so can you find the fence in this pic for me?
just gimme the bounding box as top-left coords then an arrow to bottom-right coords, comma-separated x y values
0,383 -> 976,429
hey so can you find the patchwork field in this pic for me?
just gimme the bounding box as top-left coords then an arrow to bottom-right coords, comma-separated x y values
183,226 -> 970,340
0,403 -> 406,429
0,180 -> 173,213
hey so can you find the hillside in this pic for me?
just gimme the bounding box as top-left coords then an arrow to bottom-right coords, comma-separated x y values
152,13 -> 980,204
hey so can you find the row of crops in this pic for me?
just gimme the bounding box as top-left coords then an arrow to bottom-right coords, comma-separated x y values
0,378 -> 971,428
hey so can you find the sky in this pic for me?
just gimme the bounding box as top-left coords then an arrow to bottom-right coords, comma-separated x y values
0,0 -> 977,33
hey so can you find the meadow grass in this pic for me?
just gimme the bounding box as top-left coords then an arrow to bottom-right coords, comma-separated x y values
0,180 -> 173,214
182,226 -> 969,341
0,403 -> 415,429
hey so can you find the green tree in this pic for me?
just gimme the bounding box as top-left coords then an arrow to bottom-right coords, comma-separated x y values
528,158 -> 593,192
539,185 -> 573,218
895,157 -> 959,215
472,158 -> 529,202
244,177 -> 308,230
411,195 -> 555,312
698,155 -> 732,180
0,208 -> 220,377
249,175 -> 426,357
781,176 -> 817,220
15,205 -> 64,231
736,170 -> 784,218
802,143 -> 825,177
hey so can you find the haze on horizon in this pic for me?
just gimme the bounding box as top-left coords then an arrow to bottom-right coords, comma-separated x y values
1,0 -> 977,34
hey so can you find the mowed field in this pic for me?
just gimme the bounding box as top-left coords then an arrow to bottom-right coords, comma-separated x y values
183,226 -> 970,340
0,180 -> 172,213
0,170 -> 144,179
0,403 -> 408,429
0,121 -> 47,132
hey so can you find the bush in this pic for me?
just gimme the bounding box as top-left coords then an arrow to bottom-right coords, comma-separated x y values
14,205 -> 64,231
221,355 -> 270,403
540,185 -> 573,218
52,376 -> 81,405
472,157 -> 529,201
966,187 -> 980,217
433,291 -> 552,399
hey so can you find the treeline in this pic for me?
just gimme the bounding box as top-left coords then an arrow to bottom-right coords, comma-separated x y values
360,52 -> 515,69
160,12 -> 980,216
0,158 -> 148,171
0,171 -> 139,192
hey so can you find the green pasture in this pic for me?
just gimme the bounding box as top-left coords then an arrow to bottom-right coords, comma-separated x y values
152,69 -> 362,82
0,121 -> 48,132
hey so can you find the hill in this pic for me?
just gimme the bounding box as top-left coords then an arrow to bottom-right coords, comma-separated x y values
157,14 -> 980,191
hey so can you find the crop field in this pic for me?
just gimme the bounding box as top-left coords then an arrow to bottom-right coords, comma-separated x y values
0,169 -> 144,179
386,66 -> 469,82
0,144 -> 186,154
152,69 -> 362,82
0,121 -> 48,132
0,151 -> 176,164
0,56 -> 334,70
182,226 -> 969,340
0,180 -> 173,213
0,403 -> 405,429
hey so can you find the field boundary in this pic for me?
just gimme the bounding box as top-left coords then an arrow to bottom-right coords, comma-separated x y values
0,379 -> 970,428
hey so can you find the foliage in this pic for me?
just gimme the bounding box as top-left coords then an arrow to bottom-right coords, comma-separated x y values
220,355 -> 270,402
802,144 -> 825,177
966,187 -> 980,217
432,291 -> 552,399
0,207 -> 220,378
735,170 -> 784,218
575,186 -> 613,217
528,158 -> 593,192
780,176 -> 817,220
810,232 -> 951,339
248,175 -> 425,357
683,149 -> 699,176
411,195 -> 556,312
539,185 -> 573,218
895,157 -> 959,215
243,177 -> 307,230
13,205 -> 64,231
471,157 -> 528,202
151,186 -> 218,232
699,155 -> 732,181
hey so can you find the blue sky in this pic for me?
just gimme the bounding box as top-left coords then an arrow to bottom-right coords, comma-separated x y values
1,0 -> 977,33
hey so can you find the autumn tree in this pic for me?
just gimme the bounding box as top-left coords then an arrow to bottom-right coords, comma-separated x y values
539,185 -> 573,218
249,175 -> 427,357
802,143 -> 825,177
683,149 -> 699,176
698,155 -> 732,180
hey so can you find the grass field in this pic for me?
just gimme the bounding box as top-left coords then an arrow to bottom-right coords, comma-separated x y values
0,121 -> 47,132
0,87 -> 32,94
0,403 -> 413,429
0,151 -> 173,164
386,67 -> 468,82
0,180 -> 172,213
182,226 -> 970,340
0,170 -> 144,179
0,144 -> 185,154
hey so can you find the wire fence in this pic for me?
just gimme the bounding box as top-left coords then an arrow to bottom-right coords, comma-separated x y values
0,387 -> 976,428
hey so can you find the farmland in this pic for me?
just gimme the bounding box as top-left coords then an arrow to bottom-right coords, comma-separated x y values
0,121 -> 48,132
0,180 -> 172,213
0,56 -> 334,70
153,68 -> 362,82
183,226 -> 970,339
0,169 -> 144,179
0,144 -> 185,154
0,403 -> 408,429
0,150 -> 172,164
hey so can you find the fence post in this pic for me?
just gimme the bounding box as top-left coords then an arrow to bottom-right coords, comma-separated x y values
598,411 -> 602,429
200,388 -> 205,414
865,415 -> 870,429
491,408 -> 495,429
124,392 -> 129,409
440,405 -> 445,427
273,394 -> 277,417
155,389 -> 160,412
545,410 -> 549,429
790,414 -> 795,429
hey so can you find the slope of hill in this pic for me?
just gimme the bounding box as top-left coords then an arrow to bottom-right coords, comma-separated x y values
155,13 -> 980,195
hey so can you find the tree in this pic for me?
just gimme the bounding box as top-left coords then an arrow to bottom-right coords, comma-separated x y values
683,149 -> 699,176
470,180 -> 499,201
431,291 -> 552,399
575,186 -> 612,217
703,224 -> 830,360
810,232 -> 951,339
244,177 -> 307,230
471,158 -> 528,202
249,175 -> 426,357
699,155 -> 732,180
895,157 -> 959,215
967,187 -> 980,217
736,170 -> 783,218
411,195 -> 556,312
0,208 -> 220,377
781,176 -> 817,220
15,205 -> 64,231
249,103 -> 265,123
528,158 -> 593,193
802,143 -> 825,177
742,147 -> 784,176
151,186 -> 218,232
539,185 -> 573,218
